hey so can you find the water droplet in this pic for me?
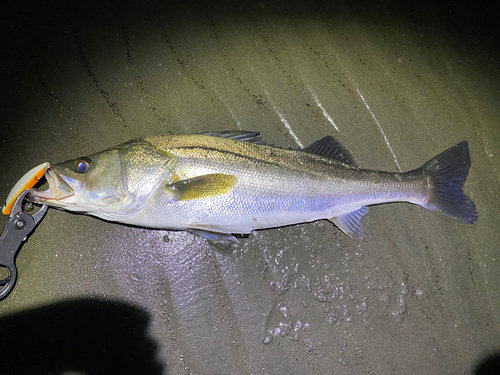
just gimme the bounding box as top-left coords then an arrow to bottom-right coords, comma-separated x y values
328,315 -> 339,325
207,237 -> 233,251
262,335 -> 273,345
314,220 -> 327,232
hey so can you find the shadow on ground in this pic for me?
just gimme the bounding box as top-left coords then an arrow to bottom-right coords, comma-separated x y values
0,298 -> 163,375
475,352 -> 500,375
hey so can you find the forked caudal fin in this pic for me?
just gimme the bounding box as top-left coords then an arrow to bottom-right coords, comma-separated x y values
419,141 -> 477,224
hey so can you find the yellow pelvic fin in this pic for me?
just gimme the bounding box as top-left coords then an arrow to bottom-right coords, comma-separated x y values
166,174 -> 237,201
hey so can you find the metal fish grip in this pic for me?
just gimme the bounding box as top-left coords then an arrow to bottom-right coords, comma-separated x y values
0,190 -> 47,300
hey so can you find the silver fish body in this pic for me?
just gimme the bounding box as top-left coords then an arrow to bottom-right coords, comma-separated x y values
29,131 -> 477,240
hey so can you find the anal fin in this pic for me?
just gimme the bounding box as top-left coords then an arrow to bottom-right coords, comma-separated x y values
331,206 -> 369,240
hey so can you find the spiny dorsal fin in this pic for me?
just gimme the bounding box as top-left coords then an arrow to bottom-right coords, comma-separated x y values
199,130 -> 263,144
303,136 -> 357,166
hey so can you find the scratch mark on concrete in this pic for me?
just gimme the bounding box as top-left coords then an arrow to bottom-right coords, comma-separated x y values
356,88 -> 401,171
307,84 -> 339,131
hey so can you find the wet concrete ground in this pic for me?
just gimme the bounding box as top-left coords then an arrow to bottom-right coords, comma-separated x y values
1,1 -> 499,374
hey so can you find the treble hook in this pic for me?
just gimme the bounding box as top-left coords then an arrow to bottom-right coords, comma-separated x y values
0,190 -> 47,300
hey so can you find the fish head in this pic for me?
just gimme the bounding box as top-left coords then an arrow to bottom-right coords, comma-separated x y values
29,140 -> 173,220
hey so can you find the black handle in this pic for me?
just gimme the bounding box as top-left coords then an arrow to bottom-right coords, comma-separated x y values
0,211 -> 36,300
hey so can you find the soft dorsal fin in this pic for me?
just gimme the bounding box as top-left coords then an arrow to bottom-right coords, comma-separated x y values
199,130 -> 263,144
303,136 -> 357,166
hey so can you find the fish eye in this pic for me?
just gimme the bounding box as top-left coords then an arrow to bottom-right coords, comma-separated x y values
74,158 -> 92,173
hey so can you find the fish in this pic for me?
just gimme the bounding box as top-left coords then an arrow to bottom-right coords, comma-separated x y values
28,131 -> 477,241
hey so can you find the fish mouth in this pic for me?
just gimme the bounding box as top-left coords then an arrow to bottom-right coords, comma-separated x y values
29,167 -> 79,204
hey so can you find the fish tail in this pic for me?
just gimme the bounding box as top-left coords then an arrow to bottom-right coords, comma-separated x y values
419,141 -> 477,224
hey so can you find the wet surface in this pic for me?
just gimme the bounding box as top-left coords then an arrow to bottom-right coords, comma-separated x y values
1,1 -> 499,374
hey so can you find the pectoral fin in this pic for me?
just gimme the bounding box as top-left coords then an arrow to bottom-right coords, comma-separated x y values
166,173 -> 237,201
331,206 -> 369,240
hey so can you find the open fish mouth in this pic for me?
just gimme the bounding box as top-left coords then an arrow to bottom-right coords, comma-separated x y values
29,167 -> 78,203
